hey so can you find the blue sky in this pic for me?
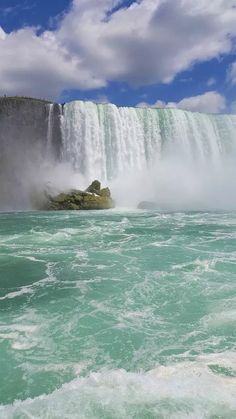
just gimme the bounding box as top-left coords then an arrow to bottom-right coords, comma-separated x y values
0,0 -> 236,112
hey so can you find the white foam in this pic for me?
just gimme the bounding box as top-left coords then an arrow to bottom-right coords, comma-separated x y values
1,356 -> 236,418
172,257 -> 218,273
0,287 -> 33,300
202,310 -> 236,328
0,323 -> 40,350
0,263 -> 57,301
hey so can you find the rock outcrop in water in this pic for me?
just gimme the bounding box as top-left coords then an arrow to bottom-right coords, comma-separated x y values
42,180 -> 114,210
137,201 -> 158,210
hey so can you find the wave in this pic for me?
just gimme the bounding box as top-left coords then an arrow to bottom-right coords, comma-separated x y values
1,355 -> 236,418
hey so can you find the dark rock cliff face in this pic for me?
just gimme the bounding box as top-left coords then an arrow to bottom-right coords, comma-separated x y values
0,97 -> 49,140
0,97 -> 62,209
0,97 -> 62,158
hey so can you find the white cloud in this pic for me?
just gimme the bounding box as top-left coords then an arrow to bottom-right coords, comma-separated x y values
180,77 -> 192,83
137,91 -> 226,113
227,62 -> 236,85
1,3 -> 34,16
0,0 -> 236,99
95,94 -> 109,104
231,101 -> 236,113
207,77 -> 216,86
176,91 -> 226,113
0,27 -> 104,99
0,27 -> 6,40
137,99 -> 166,108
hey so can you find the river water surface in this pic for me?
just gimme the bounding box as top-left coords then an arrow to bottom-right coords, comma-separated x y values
0,210 -> 236,418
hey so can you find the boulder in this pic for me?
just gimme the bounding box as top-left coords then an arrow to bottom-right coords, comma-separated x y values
99,187 -> 111,198
53,193 -> 70,203
86,180 -> 101,194
137,201 -> 157,210
80,193 -> 114,210
41,180 -> 115,211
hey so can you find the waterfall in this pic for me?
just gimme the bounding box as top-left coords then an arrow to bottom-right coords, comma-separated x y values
46,104 -> 54,157
61,101 -> 236,182
45,103 -> 63,162
1,97 -> 236,210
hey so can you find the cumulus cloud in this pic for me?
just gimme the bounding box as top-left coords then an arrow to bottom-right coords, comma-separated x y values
207,77 -> 216,86
176,91 -> 226,113
0,27 -> 104,99
137,99 -> 166,108
137,91 -> 226,113
231,101 -> 236,113
95,94 -> 109,104
0,0 -> 236,99
0,27 -> 6,40
227,61 -> 236,85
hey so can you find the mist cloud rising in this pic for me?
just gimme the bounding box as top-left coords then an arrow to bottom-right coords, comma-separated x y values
111,156 -> 236,211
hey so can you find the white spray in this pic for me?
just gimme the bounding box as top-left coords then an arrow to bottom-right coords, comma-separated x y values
60,101 -> 236,210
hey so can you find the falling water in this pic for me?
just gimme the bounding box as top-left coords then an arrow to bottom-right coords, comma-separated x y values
46,104 -> 54,158
1,98 -> 236,209
61,101 -> 236,181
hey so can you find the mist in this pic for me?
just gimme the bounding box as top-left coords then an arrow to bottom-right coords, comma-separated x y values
1,142 -> 236,212
110,155 -> 236,211
1,98 -> 236,212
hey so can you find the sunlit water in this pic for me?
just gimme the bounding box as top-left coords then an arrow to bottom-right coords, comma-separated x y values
0,210 -> 236,418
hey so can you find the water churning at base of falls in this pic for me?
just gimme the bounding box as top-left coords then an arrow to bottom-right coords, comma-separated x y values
1,210 -> 236,418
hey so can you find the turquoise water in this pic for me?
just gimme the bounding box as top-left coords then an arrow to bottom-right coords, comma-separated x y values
0,210 -> 236,418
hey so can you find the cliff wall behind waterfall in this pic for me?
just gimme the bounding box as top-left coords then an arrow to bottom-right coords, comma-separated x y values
0,97 -> 62,209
